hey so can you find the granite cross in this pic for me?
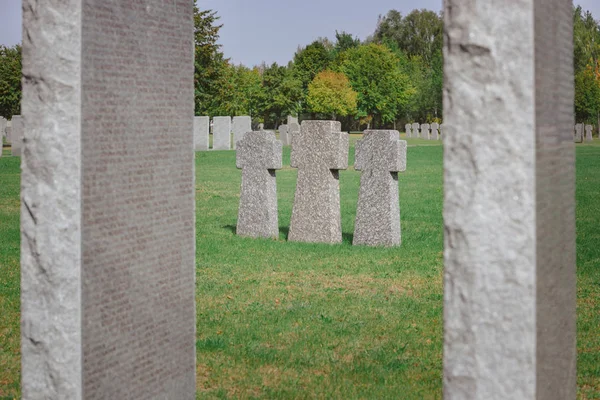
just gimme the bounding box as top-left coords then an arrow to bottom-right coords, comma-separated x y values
353,130 -> 407,247
236,130 -> 283,238
288,121 -> 349,243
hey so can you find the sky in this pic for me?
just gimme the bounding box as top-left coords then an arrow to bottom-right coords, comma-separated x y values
2,0 -> 600,66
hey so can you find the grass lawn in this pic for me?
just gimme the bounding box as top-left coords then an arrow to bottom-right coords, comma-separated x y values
0,137 -> 599,399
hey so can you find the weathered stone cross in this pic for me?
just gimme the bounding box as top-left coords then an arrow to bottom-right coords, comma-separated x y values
353,130 -> 407,247
236,130 -> 282,238
289,120 -> 349,243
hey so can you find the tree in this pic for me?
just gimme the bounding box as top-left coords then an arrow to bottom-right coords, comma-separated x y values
307,70 -> 358,118
194,7 -> 229,116
341,44 -> 413,127
211,64 -> 263,117
258,63 -> 303,126
292,41 -> 332,90
0,45 -> 22,119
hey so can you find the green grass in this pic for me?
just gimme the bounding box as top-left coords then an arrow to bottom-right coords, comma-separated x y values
0,137 -> 599,399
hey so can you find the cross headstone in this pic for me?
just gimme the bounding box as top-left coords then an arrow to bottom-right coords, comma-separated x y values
236,130 -> 283,238
194,116 -> 209,151
585,124 -> 593,142
232,116 -> 252,149
420,123 -> 430,140
574,123 -> 584,143
21,1 -> 196,398
444,1 -> 576,399
213,116 -> 232,150
353,130 -> 407,247
5,124 -> 12,145
289,120 -> 349,243
405,123 -> 412,138
439,123 -> 445,141
0,116 -> 6,139
278,124 -> 290,145
258,123 -> 265,130
11,115 -> 23,157
411,123 -> 420,139
430,122 -> 440,140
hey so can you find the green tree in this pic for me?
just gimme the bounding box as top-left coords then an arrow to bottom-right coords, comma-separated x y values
0,45 -> 22,119
258,63 -> 303,126
211,64 -> 263,117
307,70 -> 358,118
292,41 -> 332,91
194,7 -> 229,116
341,44 -> 413,127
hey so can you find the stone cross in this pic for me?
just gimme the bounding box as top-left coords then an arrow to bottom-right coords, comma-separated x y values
21,1 -> 196,398
405,123 -> 412,138
0,116 -> 6,139
5,124 -> 12,145
411,122 -> 420,138
289,120 -> 349,243
444,0 -> 576,399
278,124 -> 290,146
258,123 -> 264,130
439,123 -> 445,140
353,130 -> 407,247
232,116 -> 252,150
430,122 -> 440,140
420,123 -> 430,140
236,131 -> 282,238
585,124 -> 593,142
213,116 -> 231,150
574,123 -> 584,143
11,115 -> 23,157
194,116 -> 209,151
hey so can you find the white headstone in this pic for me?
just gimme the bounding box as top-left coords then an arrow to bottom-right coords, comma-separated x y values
194,116 -> 209,151
232,116 -> 252,149
213,116 -> 232,150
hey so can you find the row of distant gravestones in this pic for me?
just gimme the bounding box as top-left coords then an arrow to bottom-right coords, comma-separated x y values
193,115 -> 300,151
236,120 -> 407,247
574,123 -> 595,143
406,122 -> 444,140
0,116 -> 22,157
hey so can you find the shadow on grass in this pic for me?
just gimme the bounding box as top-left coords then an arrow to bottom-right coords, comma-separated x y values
223,224 -> 354,243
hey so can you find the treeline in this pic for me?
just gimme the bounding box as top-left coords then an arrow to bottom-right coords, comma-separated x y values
194,7 -> 442,130
1,6 -> 599,129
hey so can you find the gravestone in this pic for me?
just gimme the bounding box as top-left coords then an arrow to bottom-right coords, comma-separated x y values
411,123 -> 420,139
405,123 -> 412,138
278,124 -> 290,145
289,122 -> 300,145
287,115 -> 299,125
439,123 -> 445,140
574,123 -> 584,143
232,116 -> 252,149
289,120 -> 349,243
194,116 -> 209,151
213,116 -> 232,150
444,0 -> 576,399
5,124 -> 11,144
21,1 -> 196,398
353,130 -> 407,247
430,122 -> 440,141
11,115 -> 23,157
420,123 -> 430,140
236,130 -> 283,238
585,124 -> 593,142
0,116 -> 6,139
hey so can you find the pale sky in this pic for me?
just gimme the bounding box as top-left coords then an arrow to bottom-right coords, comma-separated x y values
2,0 -> 600,66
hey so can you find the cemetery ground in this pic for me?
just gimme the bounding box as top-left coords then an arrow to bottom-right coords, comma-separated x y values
0,137 -> 599,399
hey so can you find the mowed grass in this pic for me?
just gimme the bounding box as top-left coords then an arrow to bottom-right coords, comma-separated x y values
0,137 -> 598,398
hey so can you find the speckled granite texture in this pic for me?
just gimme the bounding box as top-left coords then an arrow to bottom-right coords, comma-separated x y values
444,0 -> 576,399
353,130 -> 406,247
232,116 -> 251,150
213,116 -> 231,150
21,1 -> 196,398
236,130 -> 282,238
288,120 -> 348,243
